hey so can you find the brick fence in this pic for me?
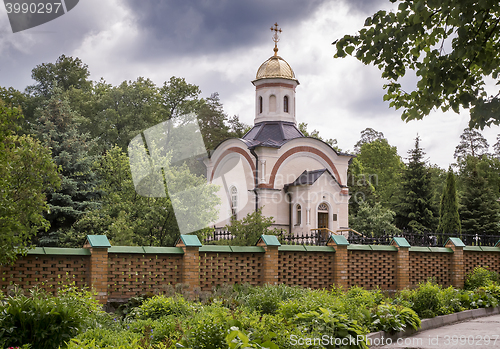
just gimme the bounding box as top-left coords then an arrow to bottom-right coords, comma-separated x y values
1,234 -> 499,304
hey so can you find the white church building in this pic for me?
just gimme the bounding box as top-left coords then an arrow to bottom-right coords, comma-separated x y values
204,27 -> 353,236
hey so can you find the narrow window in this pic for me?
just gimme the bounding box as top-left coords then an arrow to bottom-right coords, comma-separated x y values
259,96 -> 263,114
284,96 -> 289,113
231,186 -> 238,220
269,95 -> 276,112
296,204 -> 302,225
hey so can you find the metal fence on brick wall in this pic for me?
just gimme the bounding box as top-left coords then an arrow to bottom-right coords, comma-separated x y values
204,228 -> 500,247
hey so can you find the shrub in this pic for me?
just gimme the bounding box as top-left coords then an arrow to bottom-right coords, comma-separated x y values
242,284 -> 306,315
292,307 -> 369,349
134,295 -> 190,320
73,328 -> 143,348
370,303 -> 420,333
465,267 -> 499,290
437,286 -> 466,315
410,281 -> 442,318
0,287 -> 89,349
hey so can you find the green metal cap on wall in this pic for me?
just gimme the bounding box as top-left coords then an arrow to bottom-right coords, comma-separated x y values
257,235 -> 281,246
176,234 -> 202,247
327,234 -> 349,246
391,237 -> 410,248
445,237 -> 465,247
86,235 -> 111,248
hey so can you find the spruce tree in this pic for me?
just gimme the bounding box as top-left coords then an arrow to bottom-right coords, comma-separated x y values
437,168 -> 461,235
32,89 -> 101,246
459,165 -> 500,236
396,136 -> 435,232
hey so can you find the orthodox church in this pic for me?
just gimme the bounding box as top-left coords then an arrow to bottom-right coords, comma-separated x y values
204,24 -> 353,236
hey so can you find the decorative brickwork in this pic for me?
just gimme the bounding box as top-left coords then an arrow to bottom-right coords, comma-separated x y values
3,235 -> 499,303
278,251 -> 334,288
0,254 -> 89,294
108,253 -> 182,299
464,251 -> 500,275
410,252 -> 452,287
348,251 -> 396,289
199,252 -> 263,291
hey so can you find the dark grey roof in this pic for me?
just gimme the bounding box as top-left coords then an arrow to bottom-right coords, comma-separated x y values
242,121 -> 304,148
286,168 -> 346,188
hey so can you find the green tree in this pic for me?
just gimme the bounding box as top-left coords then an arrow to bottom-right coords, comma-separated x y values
437,168 -> 461,235
350,201 -> 400,236
31,89 -> 101,246
395,136 -> 436,232
354,127 -> 385,152
454,128 -> 489,161
27,54 -> 92,98
223,207 -> 281,246
456,154 -> 500,202
459,165 -> 500,236
0,101 -> 60,265
493,134 -> 500,158
334,0 -> 500,129
356,138 -> 404,207
197,93 -> 232,151
70,146 -> 219,247
347,157 -> 376,215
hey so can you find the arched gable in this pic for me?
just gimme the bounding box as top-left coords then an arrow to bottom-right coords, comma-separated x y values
262,146 -> 342,189
210,147 -> 256,182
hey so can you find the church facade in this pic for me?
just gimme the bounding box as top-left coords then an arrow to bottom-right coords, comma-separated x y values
204,34 -> 353,235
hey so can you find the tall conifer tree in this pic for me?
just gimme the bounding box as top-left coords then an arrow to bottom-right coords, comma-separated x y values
396,136 -> 435,232
32,89 -> 101,246
459,164 -> 500,236
438,168 -> 461,235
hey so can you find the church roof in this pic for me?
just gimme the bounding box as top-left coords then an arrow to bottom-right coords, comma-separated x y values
241,121 -> 304,148
253,55 -> 299,83
286,169 -> 346,188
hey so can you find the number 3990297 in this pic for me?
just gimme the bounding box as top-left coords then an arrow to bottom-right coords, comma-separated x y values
5,2 -> 62,14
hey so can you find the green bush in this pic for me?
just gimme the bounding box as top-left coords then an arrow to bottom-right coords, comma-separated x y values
410,281 -> 442,318
0,287 -> 97,349
73,328 -> 143,348
243,284 -> 306,315
292,307 -> 368,349
369,303 -> 420,333
465,267 -> 499,290
134,295 -> 190,320
437,286 -> 466,315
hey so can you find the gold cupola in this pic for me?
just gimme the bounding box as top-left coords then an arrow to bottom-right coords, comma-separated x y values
252,23 -> 299,125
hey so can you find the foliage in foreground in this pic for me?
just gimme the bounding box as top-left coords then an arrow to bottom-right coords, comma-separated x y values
0,285 -> 111,349
2,267 -> 500,349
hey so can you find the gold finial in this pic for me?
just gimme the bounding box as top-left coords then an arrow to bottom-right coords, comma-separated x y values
270,22 -> 281,56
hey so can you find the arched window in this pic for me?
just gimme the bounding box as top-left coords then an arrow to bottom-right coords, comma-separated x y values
284,96 -> 289,113
269,95 -> 276,112
296,204 -> 302,225
259,96 -> 263,114
318,203 -> 329,212
230,186 -> 238,220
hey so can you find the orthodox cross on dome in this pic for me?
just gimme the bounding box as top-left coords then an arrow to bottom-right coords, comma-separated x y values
270,22 -> 281,56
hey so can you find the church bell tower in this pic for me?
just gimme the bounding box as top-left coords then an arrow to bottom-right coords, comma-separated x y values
252,23 -> 299,125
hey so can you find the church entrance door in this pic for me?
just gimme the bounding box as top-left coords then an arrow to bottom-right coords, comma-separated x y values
317,202 -> 329,243
318,212 -> 328,229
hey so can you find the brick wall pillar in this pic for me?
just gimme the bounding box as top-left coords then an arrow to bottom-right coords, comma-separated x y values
445,238 -> 465,289
327,235 -> 349,290
256,235 -> 281,285
391,238 -> 410,290
175,235 -> 201,297
84,235 -> 111,304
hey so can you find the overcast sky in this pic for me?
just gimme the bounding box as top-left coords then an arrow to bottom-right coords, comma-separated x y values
1,0 -> 499,168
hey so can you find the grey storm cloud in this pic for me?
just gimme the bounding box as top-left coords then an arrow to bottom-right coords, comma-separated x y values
123,0 -> 389,57
123,0 -> 332,56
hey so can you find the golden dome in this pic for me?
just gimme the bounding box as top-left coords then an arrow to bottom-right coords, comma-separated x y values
254,55 -> 298,82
